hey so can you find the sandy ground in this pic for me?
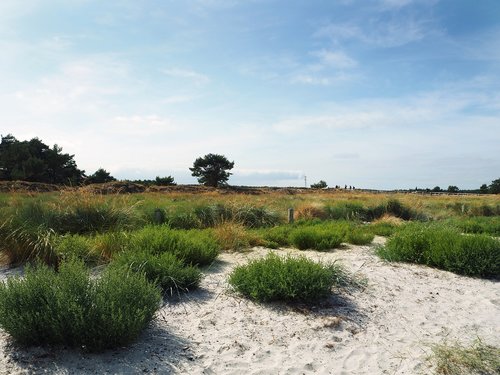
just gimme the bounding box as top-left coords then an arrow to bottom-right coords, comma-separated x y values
0,238 -> 499,375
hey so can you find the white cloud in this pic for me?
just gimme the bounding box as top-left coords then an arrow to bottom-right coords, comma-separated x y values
161,68 -> 210,85
312,49 -> 357,69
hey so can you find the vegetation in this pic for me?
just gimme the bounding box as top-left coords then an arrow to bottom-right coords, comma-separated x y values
430,339 -> 500,375
0,260 -> 161,351
85,168 -> 116,184
310,180 -> 328,189
0,134 -> 85,184
111,250 -> 202,295
228,253 -> 349,303
377,223 -> 500,278
190,153 -> 234,187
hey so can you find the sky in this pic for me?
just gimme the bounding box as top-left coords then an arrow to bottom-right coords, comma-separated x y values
1,0 -> 499,189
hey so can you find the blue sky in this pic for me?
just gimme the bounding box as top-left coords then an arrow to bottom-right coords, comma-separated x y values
1,0 -> 499,189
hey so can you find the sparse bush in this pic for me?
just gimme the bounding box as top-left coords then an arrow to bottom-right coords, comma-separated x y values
228,253 -> 346,303
0,260 -> 161,351
213,222 -> 263,250
111,251 -> 201,295
368,221 -> 400,237
260,225 -> 292,247
194,204 -> 233,227
377,223 -> 500,278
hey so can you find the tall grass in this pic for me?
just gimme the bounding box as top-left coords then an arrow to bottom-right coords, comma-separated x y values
377,223 -> 500,278
0,260 -> 161,351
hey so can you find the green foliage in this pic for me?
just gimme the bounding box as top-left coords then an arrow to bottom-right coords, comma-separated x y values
129,226 -> 220,266
431,339 -> 500,375
228,253 -> 346,303
0,220 -> 57,266
53,234 -> 99,265
0,260 -> 161,351
111,251 -> 201,295
447,216 -> 500,236
0,134 -> 85,184
345,228 -> 375,245
189,153 -> 235,187
489,178 -> 500,194
194,204 -> 232,227
85,168 -> 116,184
447,185 -> 459,193
310,180 -> 328,189
290,226 -> 343,250
167,212 -> 200,229
479,184 -> 489,194
368,221 -> 400,237
233,206 -> 282,228
377,223 -> 500,278
155,175 -> 176,186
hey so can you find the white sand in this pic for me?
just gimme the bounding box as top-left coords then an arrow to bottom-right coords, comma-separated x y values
1,238 -> 499,374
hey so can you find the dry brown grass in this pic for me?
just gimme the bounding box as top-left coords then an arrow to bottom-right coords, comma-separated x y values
294,203 -> 328,220
212,221 -> 263,251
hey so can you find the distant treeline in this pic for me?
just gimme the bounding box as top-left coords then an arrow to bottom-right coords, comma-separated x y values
1,134 -> 498,193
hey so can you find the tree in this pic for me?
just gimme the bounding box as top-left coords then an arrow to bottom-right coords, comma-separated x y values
431,186 -> 441,192
190,153 -> 234,187
86,168 -> 116,184
0,134 -> 85,184
310,180 -> 328,189
479,184 -> 489,194
489,178 -> 500,194
447,185 -> 459,193
155,176 -> 176,186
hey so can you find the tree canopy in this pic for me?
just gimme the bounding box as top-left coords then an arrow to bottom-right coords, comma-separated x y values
489,178 -> 500,194
0,134 -> 85,185
86,168 -> 116,184
310,180 -> 328,189
189,153 -> 234,187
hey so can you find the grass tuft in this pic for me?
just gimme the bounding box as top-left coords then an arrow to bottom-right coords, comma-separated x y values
430,339 -> 500,375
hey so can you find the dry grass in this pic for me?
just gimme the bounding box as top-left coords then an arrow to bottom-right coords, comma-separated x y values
212,221 -> 263,251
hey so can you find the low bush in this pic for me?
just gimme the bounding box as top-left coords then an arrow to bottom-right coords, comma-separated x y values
194,204 -> 232,227
233,206 -> 282,228
345,229 -> 375,245
128,226 -> 219,266
290,226 -> 343,250
167,212 -> 200,229
228,253 -> 346,303
368,221 -> 400,237
53,234 -> 99,265
0,260 -> 161,351
111,251 -> 201,295
447,216 -> 500,236
377,223 -> 500,278
260,225 -> 292,247
213,222 -> 263,251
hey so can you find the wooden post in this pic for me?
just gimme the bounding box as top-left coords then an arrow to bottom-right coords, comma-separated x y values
153,208 -> 165,224
288,208 -> 294,224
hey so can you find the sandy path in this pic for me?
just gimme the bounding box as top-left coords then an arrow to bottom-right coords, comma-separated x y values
1,239 -> 499,374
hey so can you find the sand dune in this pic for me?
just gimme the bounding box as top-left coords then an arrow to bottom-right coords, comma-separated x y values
1,239 -> 499,374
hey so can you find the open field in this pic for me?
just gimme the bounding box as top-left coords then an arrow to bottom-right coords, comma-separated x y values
0,186 -> 498,374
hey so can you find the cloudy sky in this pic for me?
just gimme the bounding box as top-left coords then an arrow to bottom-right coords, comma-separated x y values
1,0 -> 499,189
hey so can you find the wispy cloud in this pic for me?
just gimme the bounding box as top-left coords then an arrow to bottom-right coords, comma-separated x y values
161,68 -> 210,85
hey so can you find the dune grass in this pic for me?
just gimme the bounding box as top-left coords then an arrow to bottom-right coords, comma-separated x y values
430,339 -> 500,375
377,223 -> 500,278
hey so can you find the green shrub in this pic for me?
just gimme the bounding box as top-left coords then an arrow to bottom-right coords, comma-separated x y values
290,226 -> 343,250
53,234 -> 99,265
324,202 -> 367,221
345,229 -> 374,245
378,223 -> 500,278
228,253 -> 345,303
129,226 -> 219,266
368,221 -> 399,237
447,216 -> 500,236
0,260 -> 161,351
167,212 -> 200,229
111,251 -> 201,294
261,226 -> 293,247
